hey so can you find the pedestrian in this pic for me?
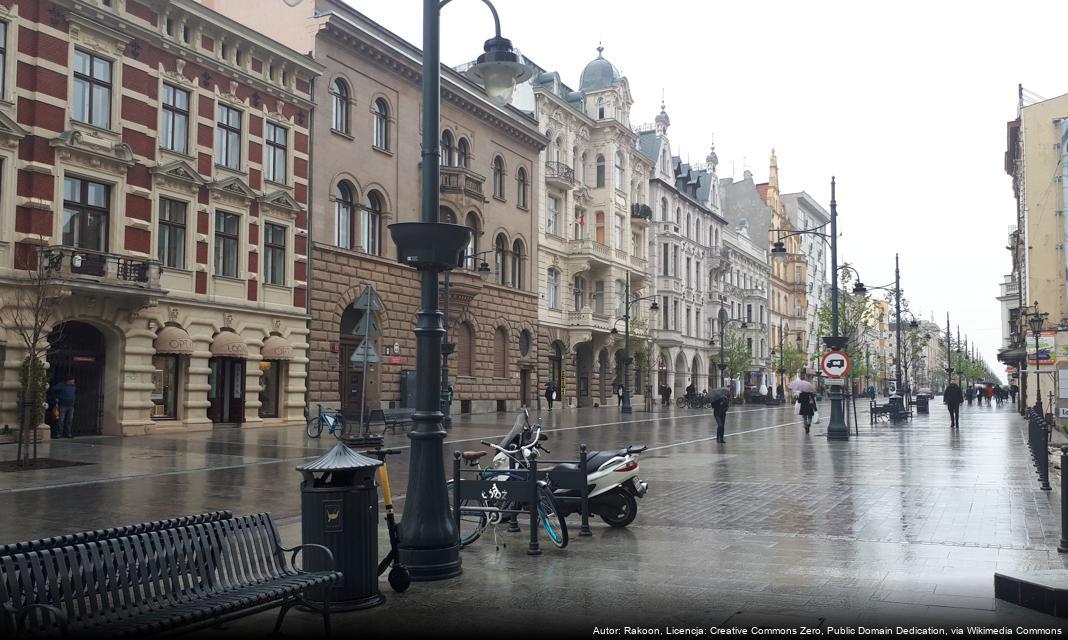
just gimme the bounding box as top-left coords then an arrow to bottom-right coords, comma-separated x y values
796,388 -> 817,435
544,382 -> 555,411
664,385 -> 672,406
49,376 -> 77,439
711,390 -> 730,443
867,385 -> 876,401
1010,384 -> 1019,404
986,385 -> 994,406
616,384 -> 624,407
965,386 -> 974,406
943,379 -> 963,429
685,382 -> 695,401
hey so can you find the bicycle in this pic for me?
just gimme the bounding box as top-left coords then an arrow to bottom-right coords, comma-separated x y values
447,411 -> 568,549
306,404 -> 347,439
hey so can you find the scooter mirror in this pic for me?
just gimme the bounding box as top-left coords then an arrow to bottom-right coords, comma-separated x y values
538,433 -> 549,441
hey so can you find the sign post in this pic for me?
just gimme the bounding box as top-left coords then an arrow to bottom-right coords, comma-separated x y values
821,350 -> 851,381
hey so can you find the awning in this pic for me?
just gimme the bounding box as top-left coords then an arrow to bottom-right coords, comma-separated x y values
997,346 -> 1026,365
154,326 -> 194,354
211,331 -> 248,358
261,335 -> 294,360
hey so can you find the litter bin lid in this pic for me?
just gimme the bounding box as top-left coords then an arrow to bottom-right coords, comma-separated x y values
297,442 -> 383,472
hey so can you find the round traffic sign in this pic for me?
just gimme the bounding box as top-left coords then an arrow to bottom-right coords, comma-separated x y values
820,350 -> 851,379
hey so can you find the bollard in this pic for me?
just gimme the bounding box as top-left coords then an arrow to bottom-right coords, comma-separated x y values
1039,418 -> 1052,491
579,444 -> 592,537
1059,446 -> 1068,554
527,455 -> 541,556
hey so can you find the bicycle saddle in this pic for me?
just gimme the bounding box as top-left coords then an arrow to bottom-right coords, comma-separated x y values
461,451 -> 487,461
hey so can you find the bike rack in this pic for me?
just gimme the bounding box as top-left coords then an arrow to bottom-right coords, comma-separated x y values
537,444 -> 592,537
452,452 -> 542,556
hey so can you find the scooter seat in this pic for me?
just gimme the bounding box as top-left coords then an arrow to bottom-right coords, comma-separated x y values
583,449 -> 630,471
461,451 -> 487,461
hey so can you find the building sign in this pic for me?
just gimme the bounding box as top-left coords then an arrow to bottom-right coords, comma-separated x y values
1026,331 -> 1056,365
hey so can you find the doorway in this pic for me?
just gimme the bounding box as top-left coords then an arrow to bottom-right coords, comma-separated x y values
208,357 -> 245,424
519,369 -> 530,407
47,321 -> 106,436
339,342 -> 367,419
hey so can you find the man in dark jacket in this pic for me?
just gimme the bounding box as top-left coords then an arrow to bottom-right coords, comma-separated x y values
712,393 -> 730,443
49,377 -> 77,438
943,379 -> 963,429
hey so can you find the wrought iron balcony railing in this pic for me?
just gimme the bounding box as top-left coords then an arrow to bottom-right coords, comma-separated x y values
40,246 -> 162,291
545,161 -> 575,186
630,203 -> 653,220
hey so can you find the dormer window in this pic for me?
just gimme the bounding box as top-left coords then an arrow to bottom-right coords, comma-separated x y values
597,97 -> 605,120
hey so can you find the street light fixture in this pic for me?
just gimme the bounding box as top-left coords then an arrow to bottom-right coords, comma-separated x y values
1029,301 -> 1048,415
385,0 -> 529,583
619,272 -> 659,414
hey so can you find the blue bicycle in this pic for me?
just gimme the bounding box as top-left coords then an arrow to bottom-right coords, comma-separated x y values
306,404 -> 347,439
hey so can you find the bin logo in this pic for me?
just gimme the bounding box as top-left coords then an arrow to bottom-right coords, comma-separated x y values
481,483 -> 508,501
323,500 -> 343,533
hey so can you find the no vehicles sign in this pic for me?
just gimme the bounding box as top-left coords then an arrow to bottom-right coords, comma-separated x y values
821,351 -> 851,379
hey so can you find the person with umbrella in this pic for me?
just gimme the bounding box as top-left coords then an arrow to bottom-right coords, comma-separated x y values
707,386 -> 730,443
943,378 -> 963,429
789,372 -> 817,434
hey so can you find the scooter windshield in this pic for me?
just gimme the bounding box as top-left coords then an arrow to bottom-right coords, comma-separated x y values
499,410 -> 530,449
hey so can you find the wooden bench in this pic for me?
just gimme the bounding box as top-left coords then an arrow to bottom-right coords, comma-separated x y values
0,512 -> 341,638
366,408 -> 414,434
870,402 -> 892,424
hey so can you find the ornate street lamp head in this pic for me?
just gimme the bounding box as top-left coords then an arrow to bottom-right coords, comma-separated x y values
650,300 -> 659,312
467,36 -> 532,107
852,281 -> 867,295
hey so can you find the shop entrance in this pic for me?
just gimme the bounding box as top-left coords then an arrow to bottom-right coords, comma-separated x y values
47,321 -> 106,436
208,357 -> 245,425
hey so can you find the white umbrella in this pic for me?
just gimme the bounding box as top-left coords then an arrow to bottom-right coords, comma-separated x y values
788,379 -> 815,394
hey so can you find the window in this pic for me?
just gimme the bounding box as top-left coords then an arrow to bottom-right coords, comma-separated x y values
158,198 -> 187,269
510,240 -> 523,288
594,281 -> 605,314
151,354 -> 180,419
686,213 -> 691,239
0,22 -> 7,95
494,234 -> 506,285
516,167 -> 528,209
335,181 -> 356,249
685,257 -> 692,288
573,276 -> 585,310
661,242 -> 669,275
614,215 -> 624,249
372,98 -> 389,150
494,327 -> 508,378
456,322 -> 475,376
440,130 -> 453,167
457,138 -> 470,168
258,360 -> 282,418
595,154 -> 605,188
746,304 -> 753,323
463,211 -> 479,268
215,104 -> 242,169
672,245 -> 679,276
214,211 -> 240,277
161,84 -> 189,154
264,122 -> 288,184
597,97 -> 605,119
264,223 -> 286,285
546,196 -> 559,236
547,268 -> 560,309
794,265 -> 802,283
696,261 -> 702,291
675,207 -> 681,225
62,176 -> 109,251
747,338 -> 753,356
673,300 -> 679,330
492,156 -> 505,198
331,79 -> 349,133
662,296 -> 668,330
659,198 -> 668,221
695,310 -> 701,339
614,152 -> 624,189
686,308 -> 692,336
580,151 -> 587,184
72,49 -> 112,128
361,190 -> 382,256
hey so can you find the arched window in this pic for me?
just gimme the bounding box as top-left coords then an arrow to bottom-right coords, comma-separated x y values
516,167 -> 528,209
510,239 -> 523,288
547,268 -> 560,309
597,97 -> 605,119
335,180 -> 356,249
595,154 -> 605,188
494,234 -> 506,285
456,322 -> 475,376
440,130 -> 453,167
580,151 -> 587,184
685,213 -> 691,239
457,138 -> 470,168
492,155 -> 505,198
493,327 -> 508,378
659,197 -> 668,221
463,211 -> 479,269
361,190 -> 382,256
439,206 -> 456,224
372,98 -> 389,150
614,151 -> 624,189
675,207 -> 681,225
331,79 -> 349,133
554,136 -> 563,164
573,276 -> 585,310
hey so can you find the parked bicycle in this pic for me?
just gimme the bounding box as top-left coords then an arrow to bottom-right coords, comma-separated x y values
676,393 -> 712,409
306,404 -> 347,439
447,410 -> 568,549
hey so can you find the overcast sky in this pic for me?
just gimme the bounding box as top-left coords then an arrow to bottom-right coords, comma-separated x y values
348,0 -> 1066,374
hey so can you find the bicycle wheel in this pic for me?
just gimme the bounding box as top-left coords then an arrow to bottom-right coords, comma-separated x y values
446,480 -> 487,546
536,485 -> 568,549
306,416 -> 323,438
330,415 -> 347,440
675,397 -> 686,408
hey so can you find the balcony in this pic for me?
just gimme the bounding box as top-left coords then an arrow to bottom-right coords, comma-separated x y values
567,238 -> 612,268
566,309 -> 612,332
40,246 -> 163,294
630,254 -> 648,272
545,161 -> 575,188
440,166 -> 486,201
630,203 -> 653,224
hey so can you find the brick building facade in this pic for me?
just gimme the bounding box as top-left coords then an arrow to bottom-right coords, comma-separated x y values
0,0 -> 321,435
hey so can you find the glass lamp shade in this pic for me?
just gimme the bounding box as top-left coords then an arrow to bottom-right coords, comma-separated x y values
467,36 -> 532,107
1029,313 -> 1044,334
852,282 -> 867,295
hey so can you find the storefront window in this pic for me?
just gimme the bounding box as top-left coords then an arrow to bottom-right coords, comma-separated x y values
151,354 -> 180,419
259,360 -> 282,418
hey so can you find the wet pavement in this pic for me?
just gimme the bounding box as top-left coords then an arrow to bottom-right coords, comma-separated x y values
2,399 -> 1066,634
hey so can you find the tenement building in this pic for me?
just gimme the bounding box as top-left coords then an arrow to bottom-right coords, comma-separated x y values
211,0 -> 546,416
637,108 -> 728,398
519,47 -> 653,409
780,191 -> 829,373
0,0 -> 321,435
719,218 -> 770,398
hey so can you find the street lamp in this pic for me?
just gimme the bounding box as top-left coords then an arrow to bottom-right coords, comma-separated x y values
386,0 -> 529,582
615,272 -> 658,414
1029,301 -> 1048,415
771,178 -> 847,438
715,307 -> 748,392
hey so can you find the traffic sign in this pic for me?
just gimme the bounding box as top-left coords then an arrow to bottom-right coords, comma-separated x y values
820,350 -> 851,379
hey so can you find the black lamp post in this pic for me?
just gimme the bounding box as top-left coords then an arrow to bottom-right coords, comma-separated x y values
776,316 -> 785,402
1029,301 -> 1048,415
714,307 -> 747,390
771,177 -> 846,438
387,0 -> 530,582
615,272 -> 658,414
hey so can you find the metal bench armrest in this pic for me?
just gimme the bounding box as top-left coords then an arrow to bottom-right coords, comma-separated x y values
14,602 -> 69,637
279,543 -> 335,573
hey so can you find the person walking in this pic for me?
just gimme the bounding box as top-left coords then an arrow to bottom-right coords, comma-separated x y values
49,377 -> 77,439
965,386 -> 974,406
711,390 -> 730,443
544,382 -> 555,411
664,385 -> 672,407
943,379 -> 963,429
797,388 -> 817,434
986,384 -> 994,406
867,385 -> 876,401
1010,383 -> 1019,405
616,384 -> 624,407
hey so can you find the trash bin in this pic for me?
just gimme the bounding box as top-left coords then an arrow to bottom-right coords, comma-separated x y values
297,442 -> 384,610
915,395 -> 929,414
